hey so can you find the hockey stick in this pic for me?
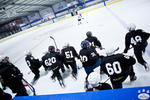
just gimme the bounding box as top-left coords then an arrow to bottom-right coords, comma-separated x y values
104,77 -> 110,83
114,47 -> 119,52
50,36 -> 58,49
104,47 -> 119,56
22,78 -> 36,95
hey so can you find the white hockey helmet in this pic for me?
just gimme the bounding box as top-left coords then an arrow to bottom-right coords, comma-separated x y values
25,50 -> 32,56
128,23 -> 136,31
63,42 -> 70,49
105,47 -> 118,56
87,71 -> 101,88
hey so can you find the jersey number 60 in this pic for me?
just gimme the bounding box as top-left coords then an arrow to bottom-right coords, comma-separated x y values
105,61 -> 122,75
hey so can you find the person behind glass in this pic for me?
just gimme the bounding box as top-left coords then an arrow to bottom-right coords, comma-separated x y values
124,24 -> 150,71
0,55 -> 28,96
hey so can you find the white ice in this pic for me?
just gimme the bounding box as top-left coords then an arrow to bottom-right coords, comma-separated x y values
0,0 -> 150,97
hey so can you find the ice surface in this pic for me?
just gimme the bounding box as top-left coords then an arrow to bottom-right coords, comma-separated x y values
0,0 -> 150,97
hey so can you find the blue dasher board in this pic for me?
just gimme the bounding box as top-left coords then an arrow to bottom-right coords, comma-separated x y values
13,86 -> 150,100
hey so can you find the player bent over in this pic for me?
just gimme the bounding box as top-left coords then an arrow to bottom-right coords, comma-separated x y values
101,48 -> 137,89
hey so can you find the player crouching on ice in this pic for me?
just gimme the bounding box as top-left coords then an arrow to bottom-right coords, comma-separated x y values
85,71 -> 112,91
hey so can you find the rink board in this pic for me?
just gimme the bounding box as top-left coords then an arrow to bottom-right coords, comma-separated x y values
14,86 -> 150,100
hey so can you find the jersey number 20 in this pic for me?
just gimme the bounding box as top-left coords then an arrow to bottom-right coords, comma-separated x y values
44,57 -> 56,66
105,61 -> 122,75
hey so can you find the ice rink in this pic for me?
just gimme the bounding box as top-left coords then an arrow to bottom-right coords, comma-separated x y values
0,0 -> 150,97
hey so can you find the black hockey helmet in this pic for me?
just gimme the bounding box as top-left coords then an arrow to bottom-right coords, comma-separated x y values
48,46 -> 55,53
86,31 -> 92,37
0,55 -> 9,63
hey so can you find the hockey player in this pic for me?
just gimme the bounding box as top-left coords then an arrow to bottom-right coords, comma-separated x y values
78,14 -> 83,25
42,46 -> 65,87
0,55 -> 28,96
85,71 -> 112,91
79,40 -> 102,76
61,43 -> 80,79
42,50 -> 65,73
42,51 -> 51,71
85,31 -> 103,50
25,51 -> 41,83
123,24 -> 150,71
101,49 -> 137,89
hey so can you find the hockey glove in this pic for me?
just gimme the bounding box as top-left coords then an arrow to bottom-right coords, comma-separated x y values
57,49 -> 60,53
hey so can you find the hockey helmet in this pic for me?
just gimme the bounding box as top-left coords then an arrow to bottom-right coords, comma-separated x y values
81,40 -> 90,48
48,46 -> 55,52
128,23 -> 136,31
0,55 -> 9,63
87,71 -> 101,88
86,31 -> 92,37
63,42 -> 70,49
25,50 -> 32,56
105,47 -> 117,56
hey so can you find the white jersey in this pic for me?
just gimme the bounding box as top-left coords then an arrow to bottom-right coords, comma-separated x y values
78,15 -> 82,20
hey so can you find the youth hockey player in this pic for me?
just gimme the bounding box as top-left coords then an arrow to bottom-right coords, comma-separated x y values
78,14 -> 84,25
101,48 -> 137,89
0,55 -> 28,96
79,40 -> 102,76
42,46 -> 65,87
123,24 -> 150,71
25,51 -> 41,83
85,31 -> 103,50
85,71 -> 112,91
61,43 -> 80,79
42,51 -> 51,71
